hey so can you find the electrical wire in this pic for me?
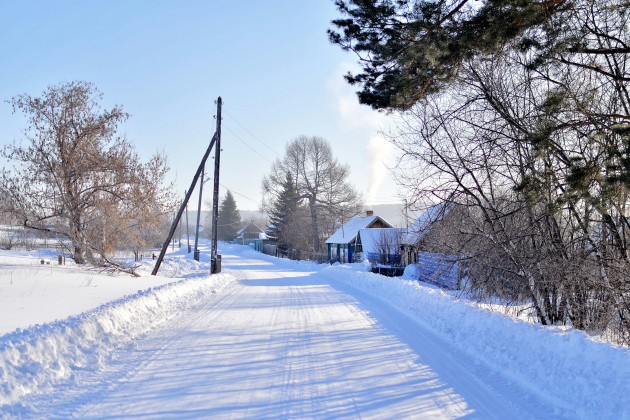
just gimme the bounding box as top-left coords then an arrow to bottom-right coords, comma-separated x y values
219,183 -> 261,205
370,197 -> 404,201
223,110 -> 282,157
222,123 -> 275,164
216,221 -> 242,227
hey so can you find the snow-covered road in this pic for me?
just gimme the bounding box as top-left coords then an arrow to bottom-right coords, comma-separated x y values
15,250 -> 561,419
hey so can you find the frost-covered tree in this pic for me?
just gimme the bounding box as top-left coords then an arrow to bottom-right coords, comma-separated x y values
0,81 -> 176,266
377,0 -> 630,343
262,136 -> 363,252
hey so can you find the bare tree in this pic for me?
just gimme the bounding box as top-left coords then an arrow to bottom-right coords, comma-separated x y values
389,0 -> 630,343
374,228 -> 403,265
281,206 -> 315,252
1,81 -> 176,266
262,136 -> 363,252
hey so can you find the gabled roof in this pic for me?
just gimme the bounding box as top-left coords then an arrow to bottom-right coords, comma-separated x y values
401,203 -> 451,245
237,221 -> 263,235
357,228 -> 406,254
326,215 -> 393,245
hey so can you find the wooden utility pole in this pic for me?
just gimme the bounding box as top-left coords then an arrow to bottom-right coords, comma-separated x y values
151,96 -> 222,276
185,190 -> 191,253
151,131 -> 218,276
210,97 -> 222,273
193,164 -> 205,261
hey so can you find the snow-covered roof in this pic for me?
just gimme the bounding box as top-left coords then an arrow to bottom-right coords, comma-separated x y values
326,215 -> 392,244
401,203 -> 451,245
237,221 -> 263,235
357,228 -> 406,254
237,228 -> 268,240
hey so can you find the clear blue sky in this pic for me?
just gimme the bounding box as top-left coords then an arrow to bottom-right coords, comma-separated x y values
0,0 -> 401,211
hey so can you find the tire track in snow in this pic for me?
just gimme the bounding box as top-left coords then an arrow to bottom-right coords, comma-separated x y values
5,275 -> 241,419
318,273 -> 560,419
8,250 -> 565,419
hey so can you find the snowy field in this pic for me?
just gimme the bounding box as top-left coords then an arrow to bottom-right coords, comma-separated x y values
1,240 -> 629,418
0,250 -> 179,335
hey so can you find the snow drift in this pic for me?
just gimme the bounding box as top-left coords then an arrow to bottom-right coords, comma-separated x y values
0,271 -> 234,408
319,264 -> 630,420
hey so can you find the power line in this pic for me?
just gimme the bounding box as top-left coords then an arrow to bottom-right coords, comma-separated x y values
216,221 -> 242,227
367,200 -> 405,204
371,197 -> 403,201
219,183 -> 261,205
368,198 -> 403,201
222,122 -> 275,164
223,110 -> 282,157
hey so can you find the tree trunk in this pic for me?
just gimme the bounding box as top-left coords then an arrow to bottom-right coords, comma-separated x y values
309,195 -> 319,253
73,243 -> 85,264
70,211 -> 86,264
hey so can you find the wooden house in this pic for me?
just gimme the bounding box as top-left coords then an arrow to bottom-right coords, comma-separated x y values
325,211 -> 393,263
400,203 -> 452,265
235,221 -> 269,252
355,227 -> 406,266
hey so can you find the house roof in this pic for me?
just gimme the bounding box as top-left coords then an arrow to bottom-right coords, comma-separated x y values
237,221 -> 263,235
326,215 -> 393,245
357,228 -> 406,254
238,232 -> 268,240
401,203 -> 451,245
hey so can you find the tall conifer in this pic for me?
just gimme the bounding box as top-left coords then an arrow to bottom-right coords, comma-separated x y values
217,191 -> 241,241
329,0 -> 570,110
267,173 -> 300,251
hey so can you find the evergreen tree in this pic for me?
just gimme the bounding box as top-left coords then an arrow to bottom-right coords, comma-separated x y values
217,191 -> 241,241
262,136 -> 363,252
267,173 -> 300,251
328,0 -> 570,110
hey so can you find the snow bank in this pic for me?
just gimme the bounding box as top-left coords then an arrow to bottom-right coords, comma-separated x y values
0,250 -> 183,335
319,264 -> 630,420
0,271 -> 234,408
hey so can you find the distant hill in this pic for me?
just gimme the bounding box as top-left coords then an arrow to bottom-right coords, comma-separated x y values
186,210 -> 267,229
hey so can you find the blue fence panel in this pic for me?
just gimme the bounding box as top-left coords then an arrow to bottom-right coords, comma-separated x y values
367,253 -> 401,266
415,251 -> 459,290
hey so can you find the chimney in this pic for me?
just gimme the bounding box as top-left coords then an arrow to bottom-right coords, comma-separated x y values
366,210 -> 374,217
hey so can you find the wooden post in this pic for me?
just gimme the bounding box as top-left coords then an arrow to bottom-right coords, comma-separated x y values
210,97 -> 222,273
193,163 -> 205,261
151,132 -> 218,275
185,190 -> 191,253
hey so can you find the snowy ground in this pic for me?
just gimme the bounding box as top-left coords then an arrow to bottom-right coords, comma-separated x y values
1,241 -> 629,419
0,248 -> 182,335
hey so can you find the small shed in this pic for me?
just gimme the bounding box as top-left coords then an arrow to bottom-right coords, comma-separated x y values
356,227 -> 406,266
325,211 -> 393,263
